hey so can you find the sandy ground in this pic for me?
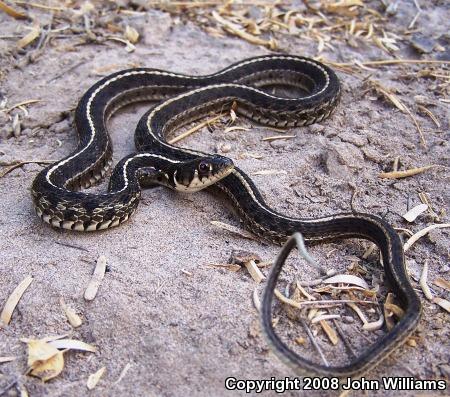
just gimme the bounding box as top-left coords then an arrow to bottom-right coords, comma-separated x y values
0,1 -> 449,396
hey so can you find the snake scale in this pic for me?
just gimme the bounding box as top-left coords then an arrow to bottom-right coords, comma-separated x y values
31,55 -> 421,377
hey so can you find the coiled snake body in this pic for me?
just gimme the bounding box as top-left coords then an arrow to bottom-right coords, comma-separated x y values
31,55 -> 421,376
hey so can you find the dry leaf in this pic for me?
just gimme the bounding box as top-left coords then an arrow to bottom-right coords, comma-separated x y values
433,297 -> 450,313
1,275 -> 33,326
48,339 -> 96,353
84,255 -> 107,301
319,320 -> 339,345
402,204 -> 428,222
60,298 -> 82,328
322,274 -> 369,289
25,339 -> 64,382
87,366 -> 106,390
404,223 -> 450,251
433,278 -> 450,292
124,26 -> 139,43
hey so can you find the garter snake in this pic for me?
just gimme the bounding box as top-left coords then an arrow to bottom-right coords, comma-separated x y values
31,55 -> 421,376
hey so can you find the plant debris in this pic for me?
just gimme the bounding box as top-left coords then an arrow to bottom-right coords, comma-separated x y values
60,298 -> 82,328
419,260 -> 433,301
210,220 -> 257,240
84,255 -> 107,301
404,223 -> 450,252
24,339 -> 64,382
379,165 -> 438,179
0,275 -> 33,326
21,337 -> 96,382
87,366 -> 106,390
402,204 -> 428,223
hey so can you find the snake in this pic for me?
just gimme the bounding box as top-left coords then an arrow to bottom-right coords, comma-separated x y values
31,55 -> 421,376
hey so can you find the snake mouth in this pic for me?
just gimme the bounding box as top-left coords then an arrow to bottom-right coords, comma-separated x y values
174,156 -> 234,193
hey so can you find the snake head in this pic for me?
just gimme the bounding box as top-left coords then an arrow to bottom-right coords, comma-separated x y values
170,155 -> 234,192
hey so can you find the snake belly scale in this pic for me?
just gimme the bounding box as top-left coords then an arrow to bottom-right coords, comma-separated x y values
31,55 -> 421,376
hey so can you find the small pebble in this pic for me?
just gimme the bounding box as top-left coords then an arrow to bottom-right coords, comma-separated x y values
219,143 -> 232,153
439,265 -> 450,273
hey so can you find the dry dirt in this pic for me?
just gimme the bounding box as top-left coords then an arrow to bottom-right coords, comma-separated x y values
0,1 -> 449,397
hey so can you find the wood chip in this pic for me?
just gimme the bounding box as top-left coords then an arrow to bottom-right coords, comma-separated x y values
419,260 -> 433,300
244,260 -> 265,283
210,220 -> 256,240
433,278 -> 450,292
362,243 -> 376,259
402,204 -> 428,222
319,320 -> 339,345
433,297 -> 450,313
17,23 -> 41,49
379,165 -> 437,179
0,275 -> 33,326
0,0 -> 27,19
87,367 -> 106,390
84,256 -> 107,301
60,298 -> 82,328
404,223 -> 450,251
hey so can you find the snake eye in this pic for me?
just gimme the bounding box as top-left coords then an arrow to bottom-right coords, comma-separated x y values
198,161 -> 209,173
